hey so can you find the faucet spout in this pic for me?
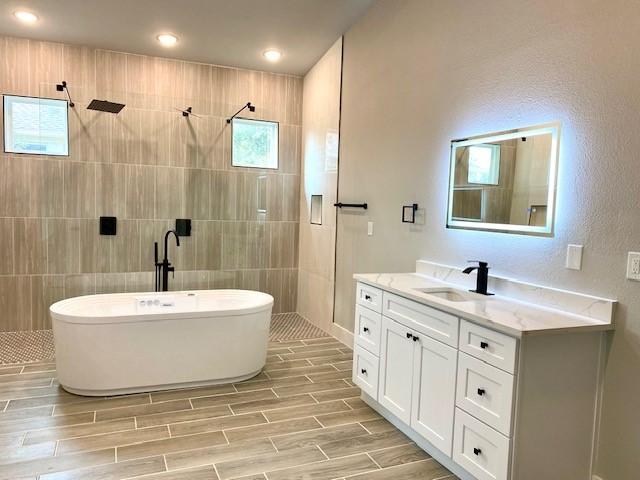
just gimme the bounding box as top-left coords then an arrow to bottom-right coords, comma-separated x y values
164,230 -> 180,261
462,261 -> 493,296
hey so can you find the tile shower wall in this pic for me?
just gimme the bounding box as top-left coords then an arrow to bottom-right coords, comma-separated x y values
0,35 -> 302,331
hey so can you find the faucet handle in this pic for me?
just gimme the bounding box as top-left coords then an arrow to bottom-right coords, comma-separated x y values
467,260 -> 489,268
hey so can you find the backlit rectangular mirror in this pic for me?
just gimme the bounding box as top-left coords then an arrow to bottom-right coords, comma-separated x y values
447,123 -> 560,235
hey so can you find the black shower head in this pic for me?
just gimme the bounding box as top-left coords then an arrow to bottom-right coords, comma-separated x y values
87,99 -> 125,114
248,102 -> 255,112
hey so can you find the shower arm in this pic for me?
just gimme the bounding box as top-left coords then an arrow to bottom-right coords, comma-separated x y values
56,81 -> 75,108
226,102 -> 255,124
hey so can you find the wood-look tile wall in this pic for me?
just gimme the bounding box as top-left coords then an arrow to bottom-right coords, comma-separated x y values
0,35 -> 302,331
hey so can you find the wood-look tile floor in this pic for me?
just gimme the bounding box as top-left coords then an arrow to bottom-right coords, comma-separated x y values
0,337 -> 458,480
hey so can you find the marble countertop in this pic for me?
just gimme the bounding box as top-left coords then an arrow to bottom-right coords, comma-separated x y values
354,272 -> 615,337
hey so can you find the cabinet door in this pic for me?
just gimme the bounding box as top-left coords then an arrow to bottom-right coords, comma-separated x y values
411,333 -> 458,456
378,316 -> 415,424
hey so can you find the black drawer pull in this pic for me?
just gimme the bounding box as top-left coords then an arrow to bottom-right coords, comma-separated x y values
406,332 -> 412,339
473,447 -> 482,456
363,327 -> 370,333
480,341 -> 489,349
477,388 -> 486,396
412,335 -> 419,342
364,294 -> 372,301
361,368 -> 367,374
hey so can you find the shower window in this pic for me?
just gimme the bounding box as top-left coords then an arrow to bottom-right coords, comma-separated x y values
231,118 -> 279,169
3,95 -> 69,156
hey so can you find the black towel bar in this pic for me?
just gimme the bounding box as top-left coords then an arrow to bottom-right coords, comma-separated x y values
334,202 -> 368,210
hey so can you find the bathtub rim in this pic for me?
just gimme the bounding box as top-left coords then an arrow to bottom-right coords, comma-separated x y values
50,289 -> 274,325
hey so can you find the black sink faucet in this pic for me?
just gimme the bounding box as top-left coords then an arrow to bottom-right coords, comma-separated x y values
462,261 -> 494,296
154,230 -> 180,292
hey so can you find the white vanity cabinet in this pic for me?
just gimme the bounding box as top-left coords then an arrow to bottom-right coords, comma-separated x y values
352,280 -> 606,480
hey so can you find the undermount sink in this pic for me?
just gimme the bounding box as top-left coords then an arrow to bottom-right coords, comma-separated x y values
413,287 -> 483,303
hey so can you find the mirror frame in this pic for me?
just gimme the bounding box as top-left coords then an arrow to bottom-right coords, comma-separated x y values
446,122 -> 560,236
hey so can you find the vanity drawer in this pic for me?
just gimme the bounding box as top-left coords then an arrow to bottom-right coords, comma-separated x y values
353,345 -> 379,400
356,282 -> 383,313
453,408 -> 510,480
459,320 -> 517,374
355,304 -> 382,356
456,352 -> 514,436
382,292 -> 459,347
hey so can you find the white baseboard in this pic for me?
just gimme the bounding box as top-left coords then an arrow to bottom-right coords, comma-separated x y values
330,322 -> 354,348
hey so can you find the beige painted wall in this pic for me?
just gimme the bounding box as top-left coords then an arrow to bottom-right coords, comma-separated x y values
337,1 -> 640,478
297,38 -> 342,333
0,35 -> 302,332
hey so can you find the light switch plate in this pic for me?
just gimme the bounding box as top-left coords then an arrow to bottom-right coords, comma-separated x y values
565,244 -> 583,270
367,222 -> 374,236
626,252 -> 640,281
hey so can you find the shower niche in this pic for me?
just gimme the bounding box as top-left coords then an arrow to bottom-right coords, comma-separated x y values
310,195 -> 323,225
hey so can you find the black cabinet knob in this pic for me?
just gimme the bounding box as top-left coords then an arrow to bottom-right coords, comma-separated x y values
365,294 -> 372,301
480,341 -> 489,349
473,447 -> 482,456
363,327 -> 370,333
412,335 -> 419,342
477,388 -> 486,396
406,332 -> 412,339
361,368 -> 367,374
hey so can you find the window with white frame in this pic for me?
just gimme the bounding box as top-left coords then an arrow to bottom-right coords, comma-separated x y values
3,95 -> 69,156
231,118 -> 278,169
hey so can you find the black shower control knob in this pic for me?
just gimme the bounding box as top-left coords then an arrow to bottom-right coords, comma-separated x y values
363,327 -> 369,333
474,448 -> 482,456
477,388 -> 486,396
412,335 -> 419,342
365,294 -> 371,300
361,368 -> 367,374
406,332 -> 412,339
480,341 -> 489,349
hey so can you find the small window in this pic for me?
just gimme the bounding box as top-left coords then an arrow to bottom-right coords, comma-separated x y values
231,118 -> 278,169
467,144 -> 500,185
3,95 -> 69,156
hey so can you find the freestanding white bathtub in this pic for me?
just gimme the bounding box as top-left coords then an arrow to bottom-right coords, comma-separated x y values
50,290 -> 273,396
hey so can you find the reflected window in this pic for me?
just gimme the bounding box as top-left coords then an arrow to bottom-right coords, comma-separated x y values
467,144 -> 500,185
231,118 -> 278,169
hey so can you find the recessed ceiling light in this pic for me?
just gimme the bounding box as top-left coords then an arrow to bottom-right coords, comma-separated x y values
14,10 -> 38,23
157,34 -> 178,47
263,49 -> 282,62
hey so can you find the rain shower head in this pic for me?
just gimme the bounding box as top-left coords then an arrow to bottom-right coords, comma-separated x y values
87,99 -> 125,114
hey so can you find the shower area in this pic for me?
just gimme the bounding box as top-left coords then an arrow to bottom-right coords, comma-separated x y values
0,36 -> 340,363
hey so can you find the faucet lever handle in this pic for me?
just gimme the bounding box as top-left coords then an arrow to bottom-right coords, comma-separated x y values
467,260 -> 489,268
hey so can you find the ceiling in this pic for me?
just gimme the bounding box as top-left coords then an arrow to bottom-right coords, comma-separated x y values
0,0 -> 374,75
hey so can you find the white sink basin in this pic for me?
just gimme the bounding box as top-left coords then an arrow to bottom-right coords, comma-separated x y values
413,287 -> 486,303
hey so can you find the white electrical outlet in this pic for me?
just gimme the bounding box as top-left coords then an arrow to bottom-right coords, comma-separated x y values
626,252 -> 640,281
367,222 -> 374,236
565,244 -> 583,270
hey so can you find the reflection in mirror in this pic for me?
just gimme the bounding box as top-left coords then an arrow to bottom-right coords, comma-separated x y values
310,195 -> 322,225
447,123 -> 559,235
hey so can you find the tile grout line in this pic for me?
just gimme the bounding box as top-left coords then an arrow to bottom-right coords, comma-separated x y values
365,451 -> 382,469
